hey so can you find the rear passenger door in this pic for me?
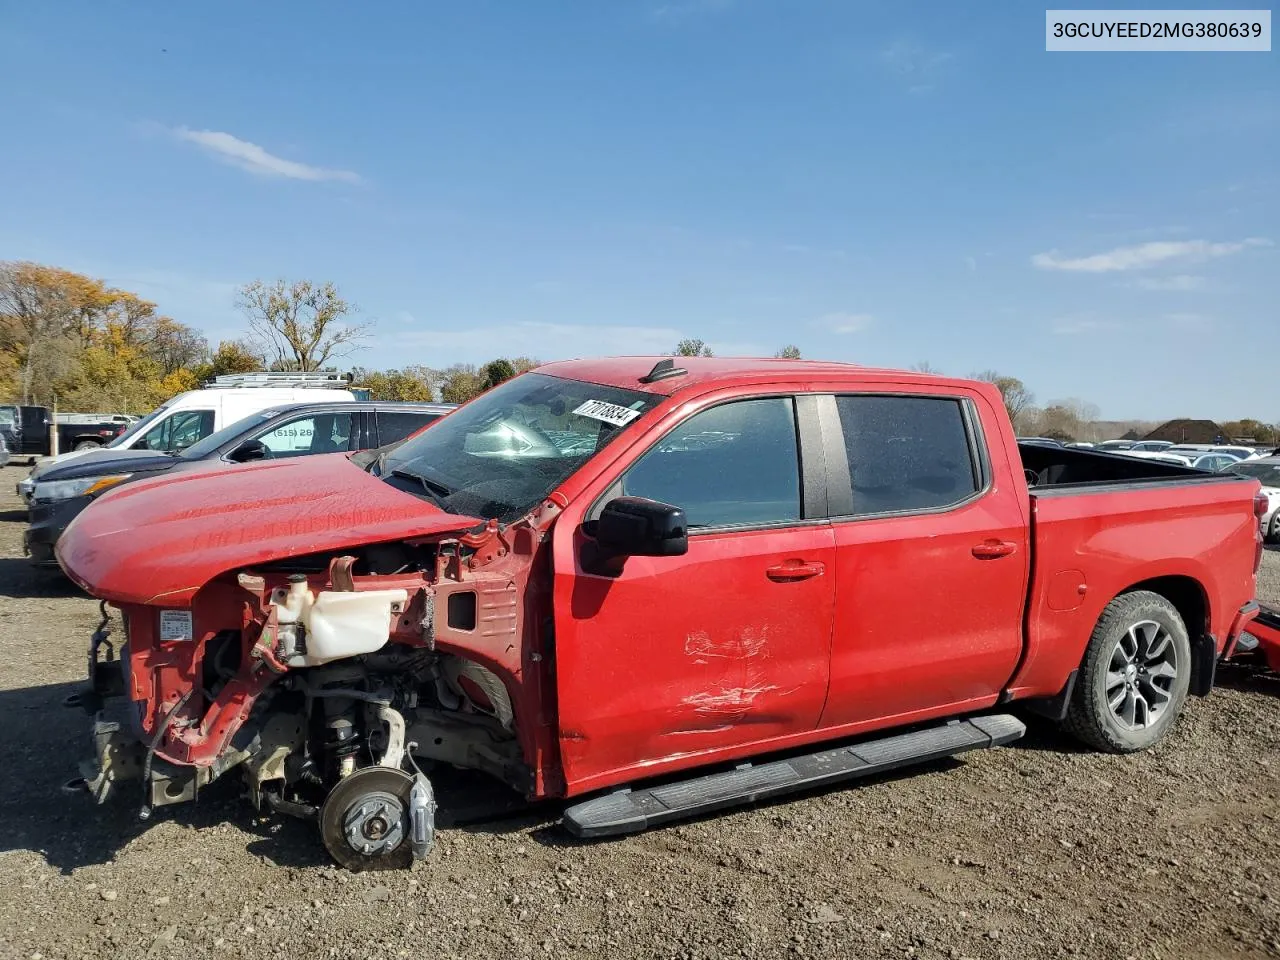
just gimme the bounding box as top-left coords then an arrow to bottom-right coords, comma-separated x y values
819,392 -> 1028,729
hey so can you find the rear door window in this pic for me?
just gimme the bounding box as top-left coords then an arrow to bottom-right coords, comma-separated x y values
377,411 -> 441,446
619,397 -> 801,529
833,395 -> 980,516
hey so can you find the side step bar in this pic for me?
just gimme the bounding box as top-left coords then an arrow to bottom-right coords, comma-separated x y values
563,714 -> 1025,838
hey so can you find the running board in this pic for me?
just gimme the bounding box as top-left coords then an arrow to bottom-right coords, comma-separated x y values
562,715 -> 1025,838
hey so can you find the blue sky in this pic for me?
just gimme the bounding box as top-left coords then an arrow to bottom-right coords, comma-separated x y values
1,1 -> 1276,420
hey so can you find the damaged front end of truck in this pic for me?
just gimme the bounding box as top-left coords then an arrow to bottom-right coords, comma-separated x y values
57,369 -> 666,868
60,470 -> 566,870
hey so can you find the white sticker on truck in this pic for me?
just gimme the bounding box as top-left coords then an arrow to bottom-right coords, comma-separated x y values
572,400 -> 642,427
159,609 -> 193,642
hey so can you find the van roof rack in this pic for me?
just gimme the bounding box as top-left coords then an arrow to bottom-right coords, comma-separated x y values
206,372 -> 353,389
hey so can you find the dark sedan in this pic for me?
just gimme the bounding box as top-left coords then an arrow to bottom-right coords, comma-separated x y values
26,400 -> 455,565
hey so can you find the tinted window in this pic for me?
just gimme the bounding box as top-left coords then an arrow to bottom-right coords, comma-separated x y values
835,395 -> 978,515
137,409 -> 215,452
620,398 -> 800,529
257,413 -> 355,457
378,411 -> 440,446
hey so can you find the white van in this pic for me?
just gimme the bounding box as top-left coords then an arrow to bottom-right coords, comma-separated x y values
19,373 -> 356,499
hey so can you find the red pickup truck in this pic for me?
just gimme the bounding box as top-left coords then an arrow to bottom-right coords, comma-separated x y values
59,358 -> 1265,869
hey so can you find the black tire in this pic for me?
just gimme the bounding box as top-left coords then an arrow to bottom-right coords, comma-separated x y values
1063,591 -> 1192,753
73,440 -> 102,451
1266,514 -> 1280,545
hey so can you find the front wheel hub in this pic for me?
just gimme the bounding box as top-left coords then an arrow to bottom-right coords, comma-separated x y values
320,767 -> 415,871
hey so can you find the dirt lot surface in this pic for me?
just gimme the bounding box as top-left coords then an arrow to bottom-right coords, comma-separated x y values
1,462 -> 1278,960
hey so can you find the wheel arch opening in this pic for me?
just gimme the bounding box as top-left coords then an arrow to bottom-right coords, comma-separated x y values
1119,574 -> 1214,695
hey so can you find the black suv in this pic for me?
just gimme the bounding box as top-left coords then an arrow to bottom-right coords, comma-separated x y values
26,401 -> 455,565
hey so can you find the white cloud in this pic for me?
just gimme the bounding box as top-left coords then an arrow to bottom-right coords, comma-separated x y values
1032,238 -> 1270,273
172,127 -> 360,183
880,41 -> 953,94
1133,274 -> 1206,291
815,312 -> 874,334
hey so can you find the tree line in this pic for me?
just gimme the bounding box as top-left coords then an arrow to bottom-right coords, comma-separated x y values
2,261 -> 1273,442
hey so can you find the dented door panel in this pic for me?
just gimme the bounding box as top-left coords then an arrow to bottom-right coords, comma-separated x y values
553,522 -> 835,796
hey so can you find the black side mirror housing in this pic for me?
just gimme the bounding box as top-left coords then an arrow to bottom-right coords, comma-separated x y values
228,439 -> 268,463
594,496 -> 688,558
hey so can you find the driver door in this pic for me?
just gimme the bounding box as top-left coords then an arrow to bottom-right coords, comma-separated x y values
552,396 -> 835,795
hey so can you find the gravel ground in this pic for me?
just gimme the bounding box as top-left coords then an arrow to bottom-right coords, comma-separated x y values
1,460 -> 1278,960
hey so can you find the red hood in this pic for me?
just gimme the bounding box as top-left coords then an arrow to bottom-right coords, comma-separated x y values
57,453 -> 480,605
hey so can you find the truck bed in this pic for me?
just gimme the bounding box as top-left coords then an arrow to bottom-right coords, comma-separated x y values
1018,442 -> 1237,493
1007,441 -> 1261,703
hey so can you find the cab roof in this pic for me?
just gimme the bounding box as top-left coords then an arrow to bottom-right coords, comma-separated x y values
536,356 -> 980,397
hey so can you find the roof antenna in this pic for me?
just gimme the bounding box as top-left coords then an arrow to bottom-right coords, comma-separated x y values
640,358 -> 688,384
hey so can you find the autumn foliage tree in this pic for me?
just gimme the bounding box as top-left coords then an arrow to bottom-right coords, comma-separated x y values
0,261 -> 211,411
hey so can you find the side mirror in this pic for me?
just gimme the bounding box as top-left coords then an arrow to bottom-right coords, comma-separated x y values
594,496 -> 688,558
228,439 -> 268,463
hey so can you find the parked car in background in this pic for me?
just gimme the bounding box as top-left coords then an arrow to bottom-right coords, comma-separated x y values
1119,450 -> 1196,467
1191,453 -> 1243,473
1213,446 -> 1266,461
1095,439 -> 1136,452
1226,457 -> 1280,542
59,358 -> 1263,869
24,400 -> 454,565
1128,440 -> 1174,453
1016,436 -> 1062,447
18,372 -> 358,502
0,431 -> 9,468
0,404 -> 134,458
1064,441 -> 1095,449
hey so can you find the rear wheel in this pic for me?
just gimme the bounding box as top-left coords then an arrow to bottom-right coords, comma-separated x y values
1063,591 -> 1191,753
73,440 -> 102,451
1267,514 -> 1280,545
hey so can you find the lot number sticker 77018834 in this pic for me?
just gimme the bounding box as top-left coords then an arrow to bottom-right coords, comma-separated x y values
572,400 -> 642,427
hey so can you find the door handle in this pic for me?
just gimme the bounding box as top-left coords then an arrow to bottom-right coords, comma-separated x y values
972,540 -> 1017,560
766,560 -> 826,582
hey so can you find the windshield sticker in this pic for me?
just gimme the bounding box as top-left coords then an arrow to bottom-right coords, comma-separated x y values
572,399 -> 642,428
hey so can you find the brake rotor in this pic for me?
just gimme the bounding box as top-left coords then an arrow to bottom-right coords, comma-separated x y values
319,766 -> 415,871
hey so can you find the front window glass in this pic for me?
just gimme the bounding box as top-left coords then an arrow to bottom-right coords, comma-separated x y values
620,398 -> 800,529
137,409 -> 214,452
258,413 -> 354,457
179,412 -> 276,460
111,402 -> 173,448
383,373 -> 660,523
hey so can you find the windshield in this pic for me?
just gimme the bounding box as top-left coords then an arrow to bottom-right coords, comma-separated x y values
179,411 -> 276,460
1230,462 -> 1280,487
0,406 -> 15,428
382,372 -> 661,523
108,402 -> 174,448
